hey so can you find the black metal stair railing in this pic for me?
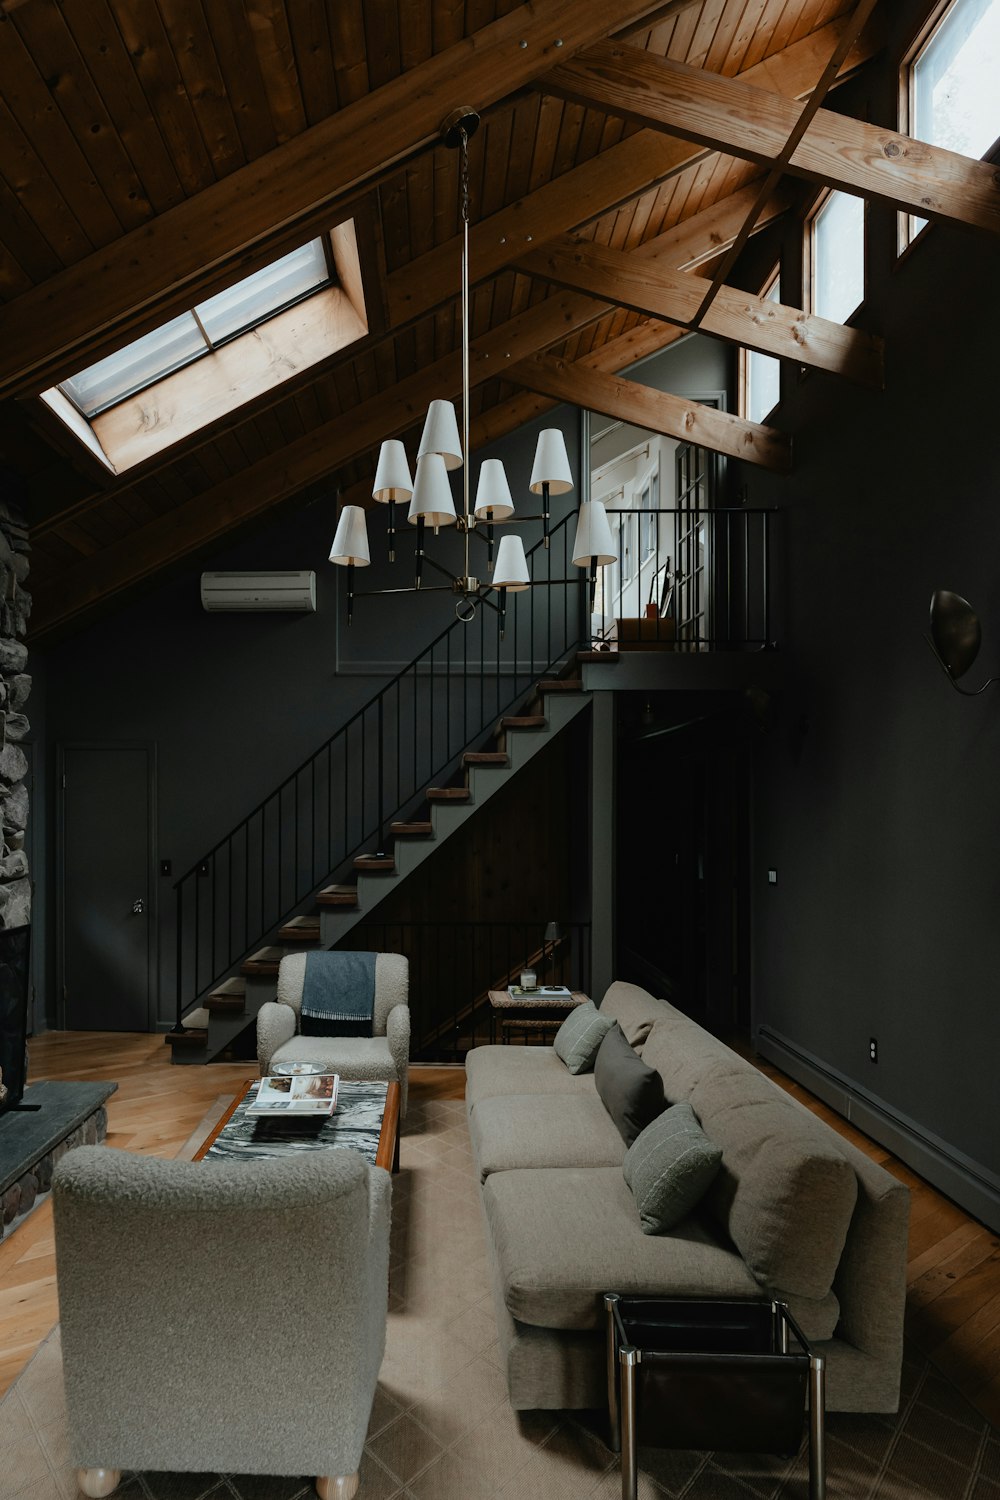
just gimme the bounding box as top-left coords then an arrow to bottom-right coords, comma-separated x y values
173,511 -> 588,1025
173,502 -> 776,1028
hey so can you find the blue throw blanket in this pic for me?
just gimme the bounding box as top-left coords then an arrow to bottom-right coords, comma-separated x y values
300,951 -> 376,1038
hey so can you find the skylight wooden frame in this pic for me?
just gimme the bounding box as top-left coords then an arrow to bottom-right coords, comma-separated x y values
58,238 -> 336,421
40,223 -> 367,477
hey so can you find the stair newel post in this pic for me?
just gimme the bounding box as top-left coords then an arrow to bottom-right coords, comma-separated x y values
346,562 -> 355,626
376,693 -> 386,858
542,480 -> 550,550
415,517 -> 425,590
173,881 -> 184,1034
387,498 -> 396,563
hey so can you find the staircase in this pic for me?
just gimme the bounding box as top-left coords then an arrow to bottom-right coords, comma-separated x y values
167,512 -> 597,1063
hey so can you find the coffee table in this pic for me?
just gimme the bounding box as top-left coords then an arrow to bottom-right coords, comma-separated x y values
196,1078 -> 401,1173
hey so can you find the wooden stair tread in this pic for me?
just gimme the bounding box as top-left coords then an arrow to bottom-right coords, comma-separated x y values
355,854 -> 395,871
463,751 -> 508,766
427,787 -> 471,801
500,715 -> 546,730
277,916 -> 321,941
317,885 -> 358,907
206,980 -> 246,1014
165,1028 -> 208,1046
390,821 -> 433,835
538,678 -> 582,692
205,995 -> 245,1014
208,978 -> 246,996
241,945 -> 284,976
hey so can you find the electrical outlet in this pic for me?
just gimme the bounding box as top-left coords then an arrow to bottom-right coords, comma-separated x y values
869,1037 -> 878,1063
767,869 -> 777,885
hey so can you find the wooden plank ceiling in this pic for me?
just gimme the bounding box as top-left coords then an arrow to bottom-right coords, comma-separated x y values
0,0 -> 985,638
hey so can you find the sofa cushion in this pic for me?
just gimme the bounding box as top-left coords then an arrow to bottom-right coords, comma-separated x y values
553,1001 -> 615,1074
465,1045 -> 594,1111
623,1102 -> 723,1234
594,1024 -> 665,1146
691,1070 -> 858,1301
640,1016 -> 746,1103
469,1093 -> 625,1180
482,1166 -> 840,1341
599,981 -> 676,1048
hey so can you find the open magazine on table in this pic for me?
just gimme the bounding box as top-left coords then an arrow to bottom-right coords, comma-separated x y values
247,1073 -> 340,1116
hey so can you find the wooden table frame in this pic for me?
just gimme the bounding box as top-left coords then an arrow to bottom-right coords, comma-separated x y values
487,989 -> 589,1044
195,1079 -> 401,1173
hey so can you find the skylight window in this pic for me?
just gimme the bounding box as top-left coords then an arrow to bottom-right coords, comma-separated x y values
59,239 -> 331,417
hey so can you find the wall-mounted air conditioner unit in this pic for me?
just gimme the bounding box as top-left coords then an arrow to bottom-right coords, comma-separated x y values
200,571 -> 317,613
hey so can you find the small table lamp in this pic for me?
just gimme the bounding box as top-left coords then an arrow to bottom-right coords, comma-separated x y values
544,921 -> 564,987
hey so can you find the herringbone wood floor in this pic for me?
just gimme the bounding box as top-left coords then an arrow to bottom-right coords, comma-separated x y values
1,1032 -> 997,1427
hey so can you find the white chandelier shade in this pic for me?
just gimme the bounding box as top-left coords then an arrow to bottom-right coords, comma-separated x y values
408,452 -> 458,528
473,458 -> 515,522
329,504 -> 371,567
529,428 -> 574,495
491,533 -> 530,590
571,499 -> 616,567
418,399 -> 463,470
372,439 -> 413,502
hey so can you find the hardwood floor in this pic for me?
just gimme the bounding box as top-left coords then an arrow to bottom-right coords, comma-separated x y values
0,1033 -> 997,1429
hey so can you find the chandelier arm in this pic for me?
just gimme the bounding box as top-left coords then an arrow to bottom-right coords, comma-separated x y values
354,585 -> 456,598
423,554 -> 461,584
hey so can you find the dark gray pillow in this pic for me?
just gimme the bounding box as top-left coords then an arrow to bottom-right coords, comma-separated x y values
623,1101 -> 723,1234
553,1000 -> 614,1074
594,1023 -> 665,1146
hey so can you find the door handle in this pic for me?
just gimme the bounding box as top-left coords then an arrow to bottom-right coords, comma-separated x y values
132,898 -> 145,915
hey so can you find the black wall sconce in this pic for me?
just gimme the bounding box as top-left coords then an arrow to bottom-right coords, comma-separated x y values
926,591 -> 1000,695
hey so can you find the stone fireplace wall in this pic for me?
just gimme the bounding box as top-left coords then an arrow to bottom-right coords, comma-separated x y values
0,498 -> 30,1110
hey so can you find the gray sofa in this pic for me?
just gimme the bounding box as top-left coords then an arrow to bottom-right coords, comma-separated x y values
465,982 -> 910,1414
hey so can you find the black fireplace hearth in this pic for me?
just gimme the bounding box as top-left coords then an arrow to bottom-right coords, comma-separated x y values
0,926 -> 30,1113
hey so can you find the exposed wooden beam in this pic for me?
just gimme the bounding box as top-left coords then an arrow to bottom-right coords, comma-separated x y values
510,353 -> 791,470
519,234 -> 884,384
35,181 -> 784,553
545,41 -> 1000,236
688,0 -> 881,329
385,17 -> 880,329
0,0 -> 670,400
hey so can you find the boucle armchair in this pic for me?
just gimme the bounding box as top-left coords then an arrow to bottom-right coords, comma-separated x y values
258,951 -> 410,1116
53,1144 -> 390,1500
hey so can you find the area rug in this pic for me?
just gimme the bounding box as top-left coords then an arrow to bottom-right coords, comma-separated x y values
3,1096 -> 998,1500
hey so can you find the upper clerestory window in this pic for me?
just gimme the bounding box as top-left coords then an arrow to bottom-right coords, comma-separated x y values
902,0 -> 1000,247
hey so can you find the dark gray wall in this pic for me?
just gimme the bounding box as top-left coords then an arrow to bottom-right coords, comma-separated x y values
37,404 -> 579,1026
738,5 -> 1000,1207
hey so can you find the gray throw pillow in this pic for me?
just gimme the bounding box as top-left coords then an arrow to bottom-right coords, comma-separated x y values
553,1001 -> 614,1074
594,1023 -> 665,1146
623,1101 -> 723,1234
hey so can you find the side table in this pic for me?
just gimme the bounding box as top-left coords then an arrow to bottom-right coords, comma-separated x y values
605,1294 -> 826,1500
487,989 -> 588,1044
